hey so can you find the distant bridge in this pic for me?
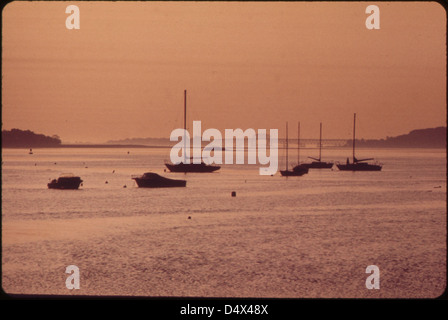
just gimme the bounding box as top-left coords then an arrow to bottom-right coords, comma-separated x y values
278,138 -> 349,147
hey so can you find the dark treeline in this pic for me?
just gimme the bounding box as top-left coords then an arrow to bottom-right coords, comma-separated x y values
346,127 -> 446,148
2,129 -> 62,148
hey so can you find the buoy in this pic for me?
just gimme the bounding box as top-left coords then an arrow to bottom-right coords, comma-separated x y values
188,216 -> 191,219
123,185 -> 127,188
231,191 -> 236,197
105,181 -> 108,184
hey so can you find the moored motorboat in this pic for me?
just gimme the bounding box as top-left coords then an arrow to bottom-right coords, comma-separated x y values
132,172 -> 186,188
48,174 -> 83,189
281,165 -> 309,176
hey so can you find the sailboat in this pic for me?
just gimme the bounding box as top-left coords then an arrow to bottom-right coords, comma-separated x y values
165,90 -> 221,173
302,123 -> 334,169
280,122 -> 309,176
336,113 -> 382,171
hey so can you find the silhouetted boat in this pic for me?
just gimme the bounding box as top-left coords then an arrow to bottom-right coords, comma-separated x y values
165,90 -> 221,173
48,174 -> 83,189
336,113 -> 382,171
165,161 -> 220,173
132,172 -> 186,188
280,122 -> 309,176
302,123 -> 334,169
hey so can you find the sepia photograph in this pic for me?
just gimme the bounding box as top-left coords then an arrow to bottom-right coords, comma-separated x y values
1,0 -> 446,307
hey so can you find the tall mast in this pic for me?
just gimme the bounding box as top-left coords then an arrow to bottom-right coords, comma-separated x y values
297,122 -> 300,164
353,113 -> 356,163
285,122 -> 288,170
184,90 -> 187,163
319,122 -> 322,162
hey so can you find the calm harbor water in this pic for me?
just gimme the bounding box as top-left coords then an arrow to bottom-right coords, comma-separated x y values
1,147 -> 446,298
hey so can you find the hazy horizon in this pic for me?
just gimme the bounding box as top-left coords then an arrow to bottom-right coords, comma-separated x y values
2,1 -> 446,144
3,123 -> 447,145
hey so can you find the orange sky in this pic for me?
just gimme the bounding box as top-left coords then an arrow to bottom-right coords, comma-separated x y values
2,1 -> 446,143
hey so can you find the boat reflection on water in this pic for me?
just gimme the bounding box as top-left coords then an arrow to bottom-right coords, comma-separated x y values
48,174 -> 83,189
132,172 -> 186,188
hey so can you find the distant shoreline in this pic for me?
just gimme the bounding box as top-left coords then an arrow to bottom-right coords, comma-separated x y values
1,144 -> 445,149
3,127 -> 445,149
1,144 -> 171,149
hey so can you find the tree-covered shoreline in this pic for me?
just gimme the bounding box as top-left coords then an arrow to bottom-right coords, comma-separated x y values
2,129 -> 62,148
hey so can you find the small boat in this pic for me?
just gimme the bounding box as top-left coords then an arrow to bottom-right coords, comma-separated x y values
302,123 -> 334,169
337,158 -> 382,171
336,113 -> 382,171
280,122 -> 309,177
165,90 -> 221,173
48,174 -> 83,189
132,172 -> 186,188
280,166 -> 308,176
302,160 -> 334,169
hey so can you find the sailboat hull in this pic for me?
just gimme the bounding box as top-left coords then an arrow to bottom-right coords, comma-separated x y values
338,113 -> 383,172
166,90 -> 221,174
336,163 -> 382,171
303,123 -> 333,169
281,122 -> 309,177
302,161 -> 334,169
